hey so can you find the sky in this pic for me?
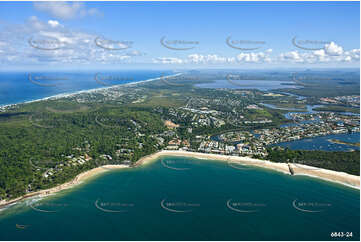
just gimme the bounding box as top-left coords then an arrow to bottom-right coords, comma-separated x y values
0,1 -> 359,70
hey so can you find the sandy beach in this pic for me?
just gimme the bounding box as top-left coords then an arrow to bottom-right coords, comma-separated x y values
144,150 -> 360,189
0,164 -> 130,209
0,73 -> 181,109
0,150 -> 359,210
68,150 -> 361,190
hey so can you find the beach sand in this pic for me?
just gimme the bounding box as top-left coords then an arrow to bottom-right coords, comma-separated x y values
143,150 -> 360,189
0,164 -> 130,209
1,150 -> 359,209
0,73 -> 182,109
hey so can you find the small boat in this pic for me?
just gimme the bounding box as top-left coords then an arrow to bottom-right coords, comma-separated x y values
16,224 -> 28,229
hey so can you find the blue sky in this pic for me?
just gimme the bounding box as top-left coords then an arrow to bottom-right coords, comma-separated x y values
0,1 -> 359,70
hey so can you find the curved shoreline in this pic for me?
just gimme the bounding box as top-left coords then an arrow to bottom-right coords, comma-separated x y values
0,165 -> 130,210
0,73 -> 181,109
1,150 -> 359,210
154,151 -> 360,189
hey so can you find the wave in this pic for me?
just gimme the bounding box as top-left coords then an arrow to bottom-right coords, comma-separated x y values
0,73 -> 182,109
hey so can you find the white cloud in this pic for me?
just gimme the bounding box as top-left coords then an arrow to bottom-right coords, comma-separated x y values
48,20 -> 61,28
236,49 -> 272,63
324,42 -> 343,56
152,57 -> 183,64
33,2 -> 102,20
28,16 -> 46,30
279,44 -> 359,64
0,18 -> 358,67
343,49 -> 360,61
0,17 -> 142,66
153,51 -> 272,65
187,54 -> 235,64
153,44 -> 359,66
279,51 -> 303,62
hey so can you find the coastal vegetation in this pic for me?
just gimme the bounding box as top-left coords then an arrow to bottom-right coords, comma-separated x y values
313,105 -> 360,113
0,71 -> 359,201
266,147 -> 360,175
0,103 -> 166,200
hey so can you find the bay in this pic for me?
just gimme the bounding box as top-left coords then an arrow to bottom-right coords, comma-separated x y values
0,156 -> 359,241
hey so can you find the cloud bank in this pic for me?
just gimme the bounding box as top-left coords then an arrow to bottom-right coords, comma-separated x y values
33,2 -> 102,20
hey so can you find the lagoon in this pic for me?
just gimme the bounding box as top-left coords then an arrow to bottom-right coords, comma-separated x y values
273,132 -> 360,151
195,79 -> 299,91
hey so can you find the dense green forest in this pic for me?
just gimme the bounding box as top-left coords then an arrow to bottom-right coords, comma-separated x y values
0,103 -> 166,200
0,75 -> 359,202
266,147 -> 360,176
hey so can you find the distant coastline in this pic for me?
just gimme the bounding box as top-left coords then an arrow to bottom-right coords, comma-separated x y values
1,150 -> 359,211
0,73 -> 182,109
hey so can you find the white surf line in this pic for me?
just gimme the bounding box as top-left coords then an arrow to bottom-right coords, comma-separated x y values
0,73 -> 182,109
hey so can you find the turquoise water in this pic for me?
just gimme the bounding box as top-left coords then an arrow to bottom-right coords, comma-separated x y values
0,156 -> 359,241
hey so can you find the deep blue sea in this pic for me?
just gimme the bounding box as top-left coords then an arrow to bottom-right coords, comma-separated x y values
0,71 -> 172,106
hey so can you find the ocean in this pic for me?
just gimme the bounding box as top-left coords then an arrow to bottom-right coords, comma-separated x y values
0,71 -> 173,107
0,156 -> 359,241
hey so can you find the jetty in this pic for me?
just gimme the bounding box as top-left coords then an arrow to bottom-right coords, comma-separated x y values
287,163 -> 295,175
